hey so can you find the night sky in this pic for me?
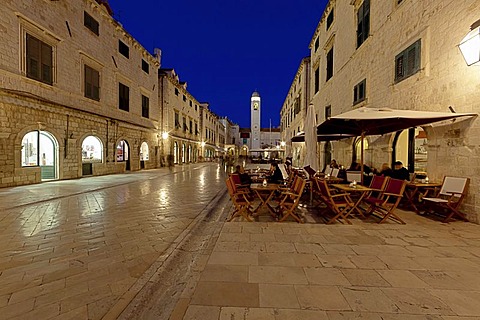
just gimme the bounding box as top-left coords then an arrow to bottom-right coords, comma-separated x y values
108,0 -> 328,128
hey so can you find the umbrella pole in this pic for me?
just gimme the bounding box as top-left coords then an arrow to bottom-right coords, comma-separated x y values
360,132 -> 364,185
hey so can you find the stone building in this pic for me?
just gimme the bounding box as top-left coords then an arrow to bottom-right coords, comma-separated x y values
303,0 -> 480,221
158,68 -> 204,164
0,0 -> 229,187
280,57 -> 311,167
0,0 -> 160,187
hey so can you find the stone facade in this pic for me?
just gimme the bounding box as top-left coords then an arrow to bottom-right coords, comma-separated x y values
0,0 -> 161,187
280,57 -> 311,167
0,0 -> 228,187
302,0 -> 480,221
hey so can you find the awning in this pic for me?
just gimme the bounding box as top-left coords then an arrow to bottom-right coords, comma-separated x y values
291,132 -> 355,142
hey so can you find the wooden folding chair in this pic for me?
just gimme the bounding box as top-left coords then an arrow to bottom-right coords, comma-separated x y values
226,177 -> 253,222
422,176 -> 469,222
363,178 -> 407,224
315,178 -> 354,224
276,177 -> 306,223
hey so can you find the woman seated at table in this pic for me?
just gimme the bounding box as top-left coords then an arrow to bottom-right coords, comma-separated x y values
267,162 -> 284,184
235,165 -> 252,184
376,163 -> 393,177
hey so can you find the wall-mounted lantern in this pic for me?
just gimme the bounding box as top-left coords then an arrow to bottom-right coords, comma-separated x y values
459,19 -> 480,66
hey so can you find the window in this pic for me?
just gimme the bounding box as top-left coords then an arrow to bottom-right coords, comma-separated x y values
119,83 -> 129,111
326,9 -> 334,30
195,123 -> 198,135
395,39 -> 421,83
189,100 -> 192,107
353,79 -> 366,104
189,120 -> 193,134
183,117 -> 187,132
325,105 -> 331,119
183,95 -> 186,102
26,34 -> 53,85
326,47 -> 334,81
84,11 -> 99,35
142,95 -> 149,118
82,136 -> 103,163
397,0 -> 404,4
314,37 -> 319,52
175,88 -> 179,96
356,0 -> 370,48
141,59 -> 149,74
175,112 -> 180,128
119,40 -> 129,58
314,67 -> 319,93
84,65 -> 100,101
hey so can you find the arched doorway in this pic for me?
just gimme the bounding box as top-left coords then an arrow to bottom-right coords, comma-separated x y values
140,142 -> 149,169
393,127 -> 427,173
188,145 -> 192,163
324,141 -> 332,172
353,137 -> 368,165
173,142 -> 178,164
81,135 -> 103,176
116,140 -> 130,171
21,130 -> 59,180
182,143 -> 186,163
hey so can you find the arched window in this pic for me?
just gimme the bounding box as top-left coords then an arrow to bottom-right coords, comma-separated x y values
116,140 -> 129,162
140,142 -> 149,161
82,136 -> 103,163
173,142 -> 178,164
353,137 -> 368,163
182,143 -> 186,163
21,130 -> 58,180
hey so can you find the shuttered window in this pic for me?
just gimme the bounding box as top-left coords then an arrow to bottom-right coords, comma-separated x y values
395,39 -> 421,82
84,65 -> 100,101
356,0 -> 370,48
26,34 -> 53,85
119,83 -> 129,111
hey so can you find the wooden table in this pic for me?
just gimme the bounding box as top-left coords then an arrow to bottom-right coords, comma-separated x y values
250,183 -> 280,218
332,184 -> 373,218
405,182 -> 442,214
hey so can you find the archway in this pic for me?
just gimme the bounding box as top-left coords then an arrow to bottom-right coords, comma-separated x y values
81,135 -> 103,176
116,140 -> 130,171
188,145 -> 192,163
21,130 -> 59,180
393,127 -> 426,173
173,142 -> 178,164
140,142 -> 149,169
182,143 -> 186,163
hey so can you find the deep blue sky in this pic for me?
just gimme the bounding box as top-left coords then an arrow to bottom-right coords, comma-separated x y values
108,0 -> 328,128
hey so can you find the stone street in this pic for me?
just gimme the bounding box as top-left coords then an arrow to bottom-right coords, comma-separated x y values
1,163 -> 480,319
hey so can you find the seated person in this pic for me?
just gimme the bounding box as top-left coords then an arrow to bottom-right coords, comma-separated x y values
268,162 -> 284,184
330,159 -> 339,169
377,163 -> 393,177
391,161 -> 410,180
234,165 -> 252,184
348,161 -> 361,171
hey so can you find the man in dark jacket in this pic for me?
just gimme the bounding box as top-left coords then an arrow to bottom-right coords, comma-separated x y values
391,161 -> 410,181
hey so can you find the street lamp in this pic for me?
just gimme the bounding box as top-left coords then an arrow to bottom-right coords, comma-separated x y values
162,131 -> 169,140
280,141 -> 286,147
459,19 -> 480,66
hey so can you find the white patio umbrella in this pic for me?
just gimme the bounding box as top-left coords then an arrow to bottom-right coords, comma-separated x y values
303,104 -> 319,172
316,107 -> 477,183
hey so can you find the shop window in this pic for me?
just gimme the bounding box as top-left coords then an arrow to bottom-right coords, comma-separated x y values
140,142 -> 149,161
116,140 -> 129,161
82,136 -> 103,162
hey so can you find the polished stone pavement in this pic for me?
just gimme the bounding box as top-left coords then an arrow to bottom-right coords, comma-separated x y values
0,163 -> 228,320
1,163 -> 480,319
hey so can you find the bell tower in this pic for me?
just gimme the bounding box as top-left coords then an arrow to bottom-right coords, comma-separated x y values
250,91 -> 261,149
